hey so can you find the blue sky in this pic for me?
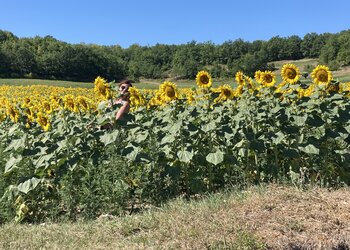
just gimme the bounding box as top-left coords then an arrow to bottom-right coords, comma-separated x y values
1,0 -> 350,48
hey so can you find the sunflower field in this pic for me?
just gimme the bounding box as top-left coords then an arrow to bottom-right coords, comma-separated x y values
1,64 -> 350,223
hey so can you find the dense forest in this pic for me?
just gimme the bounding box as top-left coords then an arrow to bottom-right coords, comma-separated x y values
0,29 -> 350,82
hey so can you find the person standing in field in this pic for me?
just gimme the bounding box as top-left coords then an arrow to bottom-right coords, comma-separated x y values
98,79 -> 132,130
114,79 -> 132,121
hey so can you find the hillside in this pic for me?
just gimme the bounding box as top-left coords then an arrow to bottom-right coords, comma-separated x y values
0,59 -> 350,90
270,58 -> 350,82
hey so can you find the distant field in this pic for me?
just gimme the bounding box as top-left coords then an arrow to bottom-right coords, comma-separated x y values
270,58 -> 350,83
0,59 -> 349,89
0,78 -> 230,90
0,78 -> 92,88
0,78 -> 196,89
136,79 -> 235,89
134,79 -> 198,89
270,58 -> 319,70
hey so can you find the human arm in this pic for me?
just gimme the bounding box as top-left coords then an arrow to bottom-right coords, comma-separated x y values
115,101 -> 130,120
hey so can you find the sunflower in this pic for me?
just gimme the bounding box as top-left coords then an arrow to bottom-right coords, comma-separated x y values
340,82 -> 350,92
23,107 -> 35,122
196,71 -> 212,88
245,76 -> 256,93
326,82 -> 340,94
234,85 -> 244,97
50,95 -> 63,107
275,81 -> 287,93
261,71 -> 276,87
64,95 -> 78,112
77,96 -> 90,112
213,84 -> 235,103
42,101 -> 53,115
159,81 -> 178,103
183,89 -> 196,104
0,110 -> 6,123
0,96 -> 8,104
311,65 -> 332,86
298,84 -> 315,98
128,87 -> 146,109
303,84 -> 315,97
94,76 -> 112,100
235,71 -> 245,86
254,70 -> 263,84
22,97 -> 31,107
36,112 -> 51,131
147,91 -> 163,108
6,104 -> 19,123
281,64 -> 300,84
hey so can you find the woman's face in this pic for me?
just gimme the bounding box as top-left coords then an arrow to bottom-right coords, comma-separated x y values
119,84 -> 130,94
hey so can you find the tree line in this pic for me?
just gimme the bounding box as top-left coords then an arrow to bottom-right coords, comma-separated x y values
0,29 -> 349,82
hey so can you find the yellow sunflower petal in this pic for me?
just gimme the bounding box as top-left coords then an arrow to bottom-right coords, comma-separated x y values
311,65 -> 332,86
281,64 -> 300,84
196,71 -> 212,88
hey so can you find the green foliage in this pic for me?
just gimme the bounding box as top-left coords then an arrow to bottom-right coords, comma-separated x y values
1,29 -> 350,81
171,42 -> 203,79
1,81 -> 350,223
232,52 -> 269,77
301,32 -> 332,58
320,30 -> 350,68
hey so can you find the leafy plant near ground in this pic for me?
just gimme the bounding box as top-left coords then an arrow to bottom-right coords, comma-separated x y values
1,65 -> 350,223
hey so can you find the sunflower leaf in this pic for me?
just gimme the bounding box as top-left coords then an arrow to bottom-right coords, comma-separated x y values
206,150 -> 224,165
99,130 -> 119,146
17,177 -> 41,194
298,144 -> 320,155
5,155 -> 23,173
306,114 -> 324,127
177,150 -> 193,163
4,135 -> 27,152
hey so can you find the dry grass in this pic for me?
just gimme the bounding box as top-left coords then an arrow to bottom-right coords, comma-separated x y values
270,58 -> 350,83
333,66 -> 350,78
270,58 -> 319,71
1,185 -> 350,249
233,185 -> 350,249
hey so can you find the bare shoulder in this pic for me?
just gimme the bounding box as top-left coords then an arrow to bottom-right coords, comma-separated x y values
114,99 -> 130,106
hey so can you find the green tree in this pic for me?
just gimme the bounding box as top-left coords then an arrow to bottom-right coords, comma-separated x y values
336,30 -> 350,66
248,40 -> 264,54
198,41 -> 217,65
0,30 -> 17,43
282,35 -> 303,60
171,42 -> 202,79
33,36 -> 68,79
232,51 -> 269,77
301,32 -> 331,58
1,38 -> 36,77
319,36 -> 340,65
0,48 -> 10,76
217,39 -> 249,64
